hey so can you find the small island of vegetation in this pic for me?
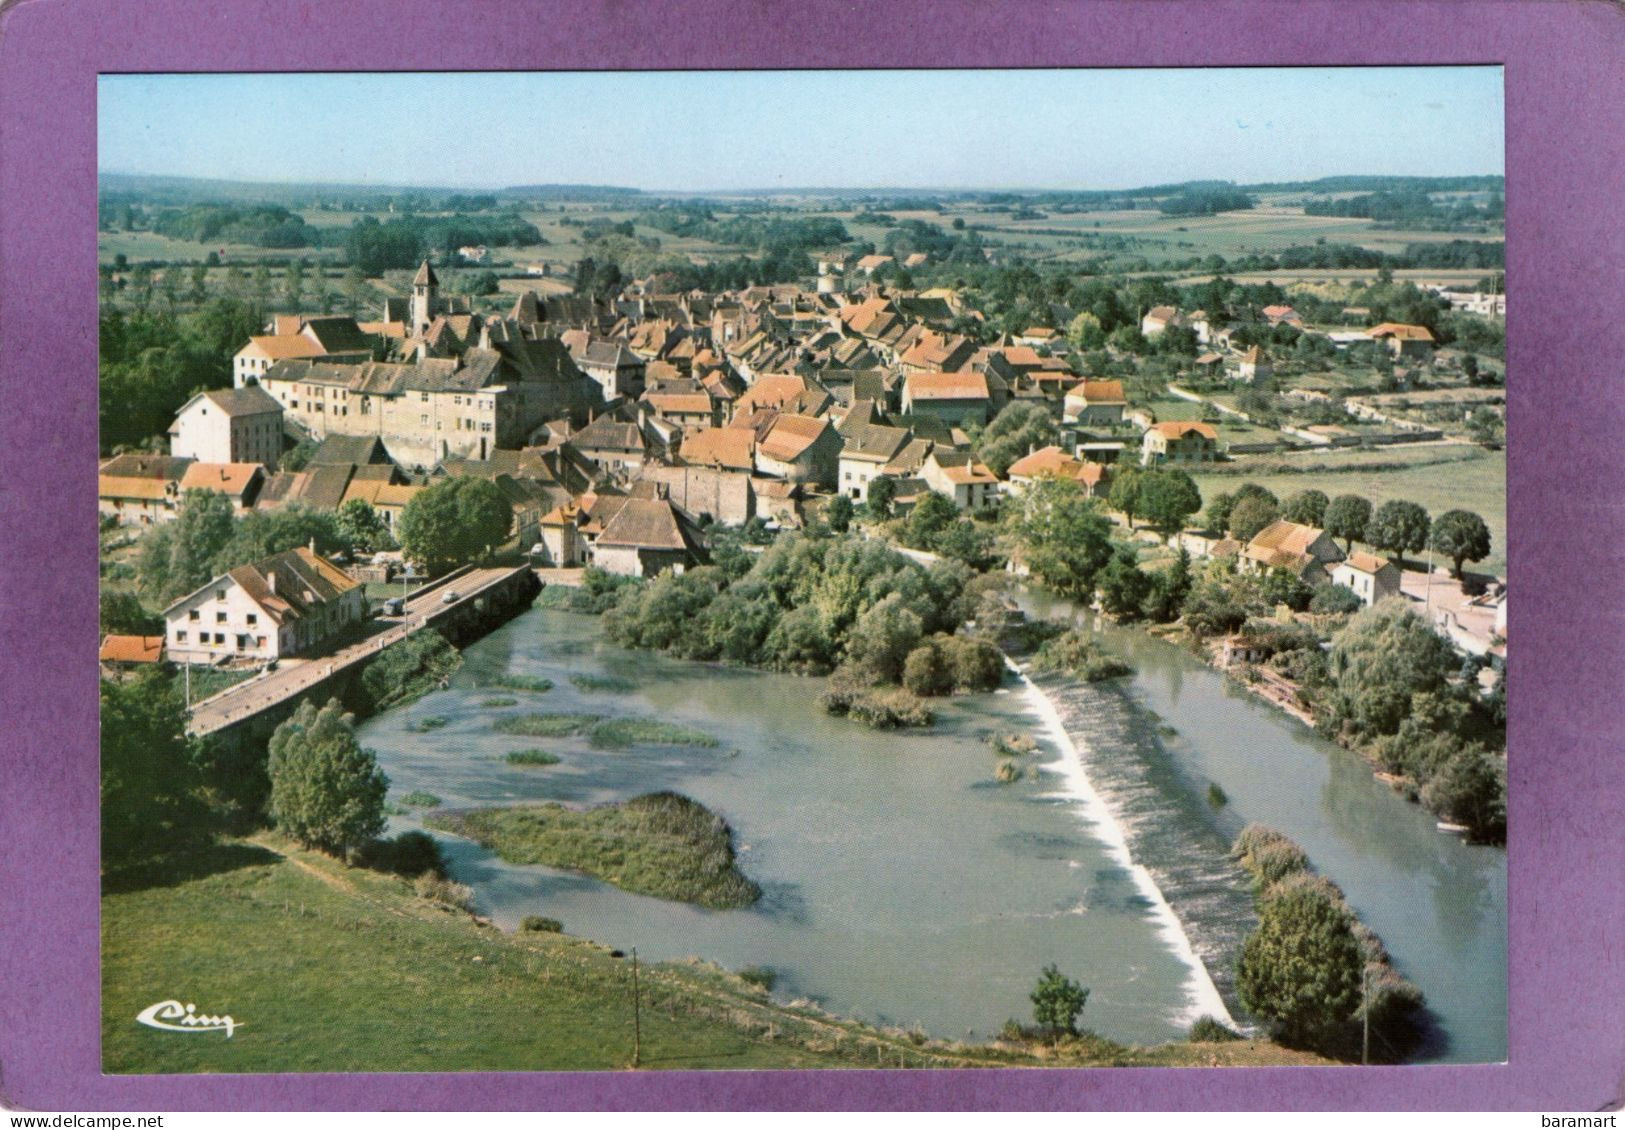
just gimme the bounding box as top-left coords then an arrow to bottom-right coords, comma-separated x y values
429,792 -> 761,909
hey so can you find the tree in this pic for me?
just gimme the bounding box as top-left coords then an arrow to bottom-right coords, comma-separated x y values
1237,879 -> 1365,1046
843,593 -> 924,684
824,494 -> 854,534
1066,310 -> 1105,352
397,475 -> 514,574
1107,467 -> 1144,528
1323,494 -> 1372,553
1228,494 -> 1280,542
267,698 -> 389,858
976,401 -> 1058,478
1428,509 -> 1491,579
866,476 -> 897,521
139,488 -> 238,602
342,264 -> 371,316
1309,584 -> 1363,615
1003,478 -> 1115,598
1204,490 -> 1234,533
1281,489 -> 1329,528
902,491 -> 959,550
336,497 -> 396,553
100,589 -> 163,637
101,669 -> 205,866
1138,469 -> 1202,541
1098,550 -> 1152,619
1030,964 -> 1089,1044
1366,499 -> 1431,569
284,259 -> 306,309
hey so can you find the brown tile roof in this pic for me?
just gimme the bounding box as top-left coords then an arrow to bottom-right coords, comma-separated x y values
1071,379 -> 1126,403
342,479 -> 423,509
1248,519 -> 1327,557
1340,551 -> 1396,575
643,392 -> 714,416
758,414 -> 832,463
1145,305 -> 1179,323
99,635 -> 164,664
1006,445 -> 1077,478
930,451 -> 998,485
179,462 -> 263,498
1149,421 -> 1217,440
99,474 -> 175,502
245,334 -> 327,361
906,371 -> 989,401
100,453 -> 193,479
1367,322 -> 1436,342
595,497 -> 705,553
200,385 -> 283,417
679,427 -> 756,472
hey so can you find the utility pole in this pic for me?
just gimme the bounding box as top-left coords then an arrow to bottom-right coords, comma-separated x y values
631,947 -> 641,1069
1362,965 -> 1371,1066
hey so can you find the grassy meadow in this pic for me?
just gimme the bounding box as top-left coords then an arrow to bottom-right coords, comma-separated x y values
101,835 -> 1331,1073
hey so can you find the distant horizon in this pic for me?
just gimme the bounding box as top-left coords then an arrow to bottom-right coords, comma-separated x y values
96,169 -> 1506,198
99,68 -> 1504,193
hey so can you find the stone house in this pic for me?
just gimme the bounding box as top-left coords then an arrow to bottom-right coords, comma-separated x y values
98,453 -> 193,526
1062,379 -> 1128,426
920,449 -> 999,512
592,496 -> 709,578
1140,421 -> 1219,466
901,370 -> 992,427
1331,552 -> 1403,606
169,385 -> 284,471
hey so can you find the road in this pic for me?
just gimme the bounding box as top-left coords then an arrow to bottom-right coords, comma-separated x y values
186,566 -> 519,736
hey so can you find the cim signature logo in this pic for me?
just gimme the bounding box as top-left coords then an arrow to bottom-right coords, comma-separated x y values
136,999 -> 239,1038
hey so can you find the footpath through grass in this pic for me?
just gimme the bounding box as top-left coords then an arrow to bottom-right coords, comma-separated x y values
101,836 -> 1330,1073
430,792 -> 759,909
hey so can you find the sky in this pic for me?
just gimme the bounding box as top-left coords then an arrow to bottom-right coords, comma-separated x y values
98,67 -> 1504,193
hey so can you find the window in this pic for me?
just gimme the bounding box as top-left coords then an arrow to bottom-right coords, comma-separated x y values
175,630 -> 187,643
216,611 -> 227,624
214,633 -> 225,644
246,613 -> 257,626
420,414 -> 428,426
421,392 -> 429,402
216,589 -> 227,601
188,610 -> 200,622
256,636 -> 266,648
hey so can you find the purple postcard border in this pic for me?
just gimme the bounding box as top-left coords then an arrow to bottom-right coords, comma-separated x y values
2,0 -> 1622,1112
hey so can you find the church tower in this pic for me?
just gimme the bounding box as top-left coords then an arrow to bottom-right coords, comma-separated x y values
410,259 -> 439,337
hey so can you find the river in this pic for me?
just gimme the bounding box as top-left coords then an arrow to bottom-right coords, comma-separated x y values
357,601 -> 1505,1061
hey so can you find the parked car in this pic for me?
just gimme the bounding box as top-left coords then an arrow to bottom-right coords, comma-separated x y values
382,597 -> 405,616
440,591 -> 460,604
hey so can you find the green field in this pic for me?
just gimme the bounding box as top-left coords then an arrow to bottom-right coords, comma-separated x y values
1190,446 -> 1507,575
102,836 -> 1328,1072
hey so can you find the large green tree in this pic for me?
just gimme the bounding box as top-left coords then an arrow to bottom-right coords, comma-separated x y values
336,497 -> 397,554
1366,499 -> 1431,569
1107,467 -> 1144,529
1281,489 -> 1330,528
397,475 -> 514,574
1138,469 -> 1203,540
267,698 -> 389,858
1003,478 -> 1115,598
976,401 -> 1059,478
1428,509 -> 1492,579
101,669 -> 205,866
1237,879 -> 1365,1047
1322,494 -> 1373,553
1227,494 -> 1280,542
138,488 -> 238,602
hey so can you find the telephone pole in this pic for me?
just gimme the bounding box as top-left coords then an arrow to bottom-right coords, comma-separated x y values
631,947 -> 642,1069
1362,965 -> 1371,1066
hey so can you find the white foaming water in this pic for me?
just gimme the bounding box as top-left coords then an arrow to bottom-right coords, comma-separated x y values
1013,663 -> 1236,1029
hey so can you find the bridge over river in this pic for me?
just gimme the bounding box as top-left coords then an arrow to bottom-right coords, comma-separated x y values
187,563 -> 538,740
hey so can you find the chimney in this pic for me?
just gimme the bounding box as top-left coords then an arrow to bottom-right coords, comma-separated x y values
267,570 -> 276,594
308,537 -> 316,555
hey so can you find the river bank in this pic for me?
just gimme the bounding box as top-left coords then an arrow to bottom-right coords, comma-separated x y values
1016,589 -> 1506,1063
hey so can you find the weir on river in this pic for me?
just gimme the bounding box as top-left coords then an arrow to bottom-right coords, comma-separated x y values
359,601 -> 1505,1061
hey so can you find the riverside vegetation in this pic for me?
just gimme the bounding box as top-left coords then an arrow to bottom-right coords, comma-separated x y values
428,791 -> 762,910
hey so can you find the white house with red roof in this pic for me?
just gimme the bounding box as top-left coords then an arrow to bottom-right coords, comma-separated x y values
162,546 -> 364,665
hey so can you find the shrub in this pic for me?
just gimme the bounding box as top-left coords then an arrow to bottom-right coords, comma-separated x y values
995,760 -> 1023,784
406,716 -> 449,733
1189,1015 -> 1242,1042
1031,629 -> 1134,681
822,675 -> 934,729
414,872 -> 475,912
992,732 -> 1037,757
400,790 -> 442,808
356,830 -> 445,877
359,630 -> 462,712
902,643 -> 953,697
267,699 -> 388,858
738,965 -> 777,991
481,697 -> 518,708
506,749 -> 561,767
520,915 -> 563,933
1207,782 -> 1228,807
1309,584 -> 1363,615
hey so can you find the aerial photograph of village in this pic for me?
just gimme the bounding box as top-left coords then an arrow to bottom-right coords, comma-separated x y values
97,67 -> 1507,1074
